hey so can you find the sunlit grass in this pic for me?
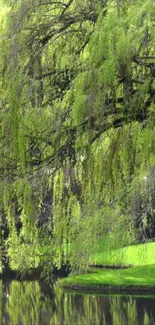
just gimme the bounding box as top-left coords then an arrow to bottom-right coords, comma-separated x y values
59,241 -> 155,290
59,264 -> 155,289
91,241 -> 155,267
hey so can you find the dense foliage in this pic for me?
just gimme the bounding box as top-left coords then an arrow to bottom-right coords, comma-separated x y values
0,0 -> 155,274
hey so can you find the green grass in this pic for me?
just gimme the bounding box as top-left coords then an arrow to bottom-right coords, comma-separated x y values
59,264 -> 155,290
91,241 -> 155,267
59,241 -> 155,292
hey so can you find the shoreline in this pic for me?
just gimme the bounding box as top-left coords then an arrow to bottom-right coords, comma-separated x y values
61,283 -> 155,295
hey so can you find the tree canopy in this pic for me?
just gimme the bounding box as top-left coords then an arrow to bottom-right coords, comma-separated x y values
0,0 -> 155,274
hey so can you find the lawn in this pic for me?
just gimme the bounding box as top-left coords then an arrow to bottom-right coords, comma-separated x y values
59,264 -> 155,292
91,241 -> 155,267
59,241 -> 155,292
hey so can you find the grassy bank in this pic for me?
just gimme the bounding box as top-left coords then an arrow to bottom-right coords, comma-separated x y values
59,241 -> 155,293
59,265 -> 155,293
91,241 -> 155,267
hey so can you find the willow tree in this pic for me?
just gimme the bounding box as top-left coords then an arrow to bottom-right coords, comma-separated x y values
50,0 -> 155,269
0,0 -> 103,272
0,0 -> 155,273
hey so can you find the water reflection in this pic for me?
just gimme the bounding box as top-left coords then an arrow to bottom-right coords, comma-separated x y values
0,279 -> 155,324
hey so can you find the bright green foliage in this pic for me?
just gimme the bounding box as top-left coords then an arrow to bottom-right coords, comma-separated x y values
0,0 -> 155,274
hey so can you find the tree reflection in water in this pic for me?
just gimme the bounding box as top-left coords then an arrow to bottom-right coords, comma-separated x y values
0,279 -> 155,325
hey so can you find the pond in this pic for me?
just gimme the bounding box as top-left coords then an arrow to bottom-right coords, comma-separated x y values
1,277 -> 155,325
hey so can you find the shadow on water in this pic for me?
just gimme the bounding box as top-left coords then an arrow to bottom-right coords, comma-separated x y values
0,277 -> 155,325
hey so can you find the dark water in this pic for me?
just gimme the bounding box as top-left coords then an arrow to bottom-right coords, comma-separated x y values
1,278 -> 155,325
